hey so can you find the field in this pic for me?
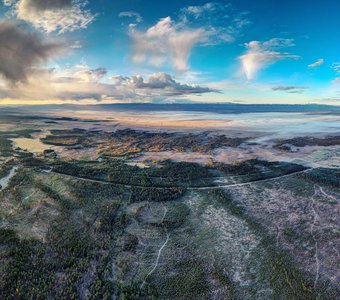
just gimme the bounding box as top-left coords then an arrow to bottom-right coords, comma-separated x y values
0,110 -> 339,299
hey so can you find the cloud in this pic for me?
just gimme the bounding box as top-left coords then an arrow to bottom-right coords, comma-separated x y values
112,72 -> 219,96
73,67 -> 107,83
0,21 -> 64,83
4,0 -> 95,33
308,58 -> 324,68
0,66 -> 218,103
332,77 -> 340,84
0,68 -> 114,102
179,2 -> 249,44
70,40 -> 83,49
317,97 -> 340,103
119,11 -> 143,23
130,17 -> 206,73
332,62 -> 340,73
239,38 -> 300,80
180,2 -> 220,17
272,85 -> 308,93
3,0 -> 15,5
129,3 -> 249,73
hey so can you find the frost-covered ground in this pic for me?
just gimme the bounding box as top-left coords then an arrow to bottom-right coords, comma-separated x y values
224,173 -> 340,295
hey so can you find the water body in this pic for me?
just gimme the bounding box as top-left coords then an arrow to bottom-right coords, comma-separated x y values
74,107 -> 340,138
0,166 -> 17,191
7,103 -> 340,138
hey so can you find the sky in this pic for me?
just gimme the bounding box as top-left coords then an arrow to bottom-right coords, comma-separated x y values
0,0 -> 339,105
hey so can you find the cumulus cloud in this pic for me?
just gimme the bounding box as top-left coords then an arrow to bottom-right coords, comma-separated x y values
272,85 -> 308,93
112,72 -> 219,96
130,17 -> 206,73
308,58 -> 324,68
4,0 -> 95,33
0,66 -> 218,103
0,21 -> 64,83
239,38 -> 300,80
129,3 -> 249,73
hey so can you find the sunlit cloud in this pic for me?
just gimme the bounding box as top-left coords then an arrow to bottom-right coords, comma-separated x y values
0,64 -> 218,103
129,2 -> 249,73
239,38 -> 300,80
73,67 -> 107,83
130,17 -> 206,73
4,0 -> 96,34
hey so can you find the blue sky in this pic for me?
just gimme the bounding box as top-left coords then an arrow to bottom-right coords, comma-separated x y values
0,0 -> 339,104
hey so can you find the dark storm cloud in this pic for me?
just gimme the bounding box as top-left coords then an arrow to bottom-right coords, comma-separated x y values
0,21 -> 63,83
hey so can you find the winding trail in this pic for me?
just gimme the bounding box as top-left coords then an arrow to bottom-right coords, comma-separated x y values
319,186 -> 338,202
140,205 -> 169,289
188,168 -> 312,190
310,186 -> 321,289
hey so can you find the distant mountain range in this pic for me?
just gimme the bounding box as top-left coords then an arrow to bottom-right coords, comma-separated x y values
2,103 -> 340,114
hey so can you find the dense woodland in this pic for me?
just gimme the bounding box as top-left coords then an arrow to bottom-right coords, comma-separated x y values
0,126 -> 339,299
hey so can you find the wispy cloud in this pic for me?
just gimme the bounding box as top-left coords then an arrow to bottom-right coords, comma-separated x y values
330,63 -> 340,84
4,0 -> 96,34
180,2 -> 222,17
179,2 -> 250,44
239,38 -> 300,80
332,77 -> 340,84
308,58 -> 324,68
332,62 -> 340,73
3,0 -> 15,5
70,40 -> 84,49
272,85 -> 308,93
119,11 -> 143,24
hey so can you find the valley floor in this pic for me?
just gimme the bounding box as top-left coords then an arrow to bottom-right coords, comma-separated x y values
0,111 -> 339,299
